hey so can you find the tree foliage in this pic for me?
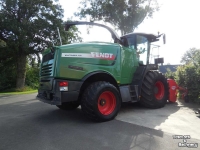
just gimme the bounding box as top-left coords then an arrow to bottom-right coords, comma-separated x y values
0,59 -> 40,91
0,57 -> 16,91
181,48 -> 200,66
25,66 -> 40,89
0,39 -> 6,47
176,48 -> 200,103
165,68 -> 176,80
75,0 -> 159,35
0,0 -> 81,89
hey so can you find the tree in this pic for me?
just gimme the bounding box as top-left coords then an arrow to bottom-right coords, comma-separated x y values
176,48 -> 200,103
0,56 -> 16,91
75,0 -> 159,35
0,0 -> 81,89
181,48 -> 200,66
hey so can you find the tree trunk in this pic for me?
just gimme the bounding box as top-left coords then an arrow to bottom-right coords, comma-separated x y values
16,54 -> 27,89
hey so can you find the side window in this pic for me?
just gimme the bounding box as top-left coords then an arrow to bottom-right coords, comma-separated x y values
121,37 -> 129,47
127,36 -> 136,49
136,35 -> 148,65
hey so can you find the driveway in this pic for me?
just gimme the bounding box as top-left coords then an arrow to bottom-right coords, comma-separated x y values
0,93 -> 199,150
117,100 -> 200,140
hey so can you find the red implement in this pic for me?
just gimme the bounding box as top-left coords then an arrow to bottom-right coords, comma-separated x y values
167,79 -> 188,102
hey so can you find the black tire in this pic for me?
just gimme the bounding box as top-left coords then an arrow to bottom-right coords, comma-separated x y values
56,101 -> 80,110
140,71 -> 169,108
81,81 -> 121,122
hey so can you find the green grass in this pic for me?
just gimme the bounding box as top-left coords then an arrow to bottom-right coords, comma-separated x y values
0,90 -> 37,95
0,86 -> 37,95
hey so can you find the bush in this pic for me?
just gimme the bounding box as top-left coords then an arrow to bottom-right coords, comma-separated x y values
25,67 -> 39,89
0,55 -> 40,91
165,68 -> 176,79
0,60 -> 17,91
176,64 -> 200,103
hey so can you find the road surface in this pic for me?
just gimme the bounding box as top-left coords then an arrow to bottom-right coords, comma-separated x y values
0,94 -> 199,150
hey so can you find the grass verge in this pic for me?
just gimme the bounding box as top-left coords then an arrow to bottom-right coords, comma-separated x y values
0,86 -> 37,96
0,90 -> 37,95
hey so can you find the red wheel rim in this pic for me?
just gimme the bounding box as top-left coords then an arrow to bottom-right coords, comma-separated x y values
154,81 -> 165,100
98,91 -> 116,115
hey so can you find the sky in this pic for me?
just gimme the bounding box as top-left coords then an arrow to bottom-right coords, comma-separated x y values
58,0 -> 200,64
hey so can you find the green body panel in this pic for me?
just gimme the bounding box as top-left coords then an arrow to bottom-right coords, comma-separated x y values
40,42 -> 139,86
120,46 -> 139,84
56,42 -> 121,83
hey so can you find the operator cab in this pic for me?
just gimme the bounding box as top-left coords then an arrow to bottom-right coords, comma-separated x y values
120,33 -> 164,65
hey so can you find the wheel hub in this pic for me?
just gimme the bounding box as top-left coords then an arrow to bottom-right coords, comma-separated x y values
154,87 -> 158,94
97,91 -> 117,115
154,81 -> 165,100
99,99 -> 106,106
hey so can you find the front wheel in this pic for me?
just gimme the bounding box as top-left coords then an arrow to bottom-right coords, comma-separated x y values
81,81 -> 121,122
140,71 -> 169,108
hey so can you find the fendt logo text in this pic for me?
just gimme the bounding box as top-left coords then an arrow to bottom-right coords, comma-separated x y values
62,52 -> 116,60
91,52 -> 115,60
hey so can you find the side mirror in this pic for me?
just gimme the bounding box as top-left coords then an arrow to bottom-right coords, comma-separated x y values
163,34 -> 166,44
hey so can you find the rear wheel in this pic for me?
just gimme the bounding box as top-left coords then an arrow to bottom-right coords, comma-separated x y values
56,101 -> 80,110
140,71 -> 169,108
81,81 -> 121,122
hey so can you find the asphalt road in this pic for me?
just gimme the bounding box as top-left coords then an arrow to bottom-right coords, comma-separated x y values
0,93 -> 199,150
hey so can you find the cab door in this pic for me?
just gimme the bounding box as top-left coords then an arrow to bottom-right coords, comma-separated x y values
135,35 -> 149,65
120,37 -> 139,84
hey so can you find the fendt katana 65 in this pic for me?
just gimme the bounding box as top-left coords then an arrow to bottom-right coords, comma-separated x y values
37,21 -> 168,122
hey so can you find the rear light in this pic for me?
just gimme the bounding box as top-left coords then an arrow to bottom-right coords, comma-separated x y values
59,81 -> 68,87
59,81 -> 68,91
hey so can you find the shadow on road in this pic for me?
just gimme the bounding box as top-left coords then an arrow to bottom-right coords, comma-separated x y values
26,104 -> 169,150
35,107 -> 93,124
0,99 -> 198,150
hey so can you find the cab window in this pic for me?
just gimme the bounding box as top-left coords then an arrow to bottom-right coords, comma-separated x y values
136,35 -> 148,65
